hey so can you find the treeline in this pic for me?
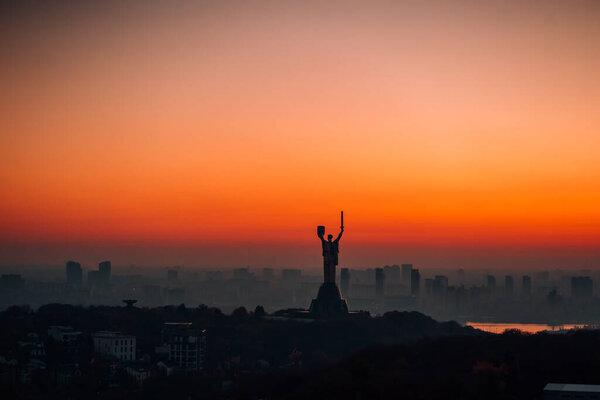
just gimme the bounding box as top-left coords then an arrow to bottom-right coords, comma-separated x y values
0,304 -> 479,368
233,329 -> 600,400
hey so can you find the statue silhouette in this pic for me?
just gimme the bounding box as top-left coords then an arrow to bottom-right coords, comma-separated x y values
318,226 -> 343,283
310,211 -> 349,318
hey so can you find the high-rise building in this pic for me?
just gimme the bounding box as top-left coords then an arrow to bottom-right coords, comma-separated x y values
424,278 -> 434,296
401,264 -> 413,284
66,261 -> 82,287
522,275 -> 532,296
99,261 -> 111,283
486,275 -> 496,293
160,323 -> 206,371
571,276 -> 593,300
505,275 -> 514,296
88,261 -> 111,287
340,268 -> 350,297
410,269 -> 420,296
433,275 -> 448,302
375,268 -> 385,298
383,265 -> 401,283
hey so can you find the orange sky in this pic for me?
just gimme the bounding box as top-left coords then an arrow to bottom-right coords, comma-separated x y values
1,0 -> 599,268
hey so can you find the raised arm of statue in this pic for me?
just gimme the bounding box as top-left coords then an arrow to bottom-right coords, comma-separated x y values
334,227 -> 344,242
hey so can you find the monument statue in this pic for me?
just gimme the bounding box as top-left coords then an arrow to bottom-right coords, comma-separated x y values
317,211 -> 344,283
309,211 -> 349,318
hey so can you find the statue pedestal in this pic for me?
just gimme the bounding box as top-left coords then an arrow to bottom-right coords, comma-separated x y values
309,282 -> 349,318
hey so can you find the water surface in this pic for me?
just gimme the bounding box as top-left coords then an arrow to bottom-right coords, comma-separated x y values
466,322 -> 582,334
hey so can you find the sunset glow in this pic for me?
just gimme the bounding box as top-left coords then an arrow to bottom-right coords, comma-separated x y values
1,0 -> 599,267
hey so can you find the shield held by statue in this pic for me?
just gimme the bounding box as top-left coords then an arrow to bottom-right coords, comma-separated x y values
317,225 -> 325,237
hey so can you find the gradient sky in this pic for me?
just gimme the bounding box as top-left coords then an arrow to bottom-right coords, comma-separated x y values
1,0 -> 599,269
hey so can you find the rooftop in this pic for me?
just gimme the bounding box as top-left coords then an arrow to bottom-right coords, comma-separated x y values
544,383 -> 600,393
92,331 -> 135,339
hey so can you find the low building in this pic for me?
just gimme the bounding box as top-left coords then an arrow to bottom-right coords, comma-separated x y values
92,331 -> 136,361
48,326 -> 81,353
155,361 -> 176,376
18,333 -> 46,357
160,323 -> 206,371
544,383 -> 600,399
54,363 -> 82,388
126,363 -> 151,387
48,326 -> 82,344
20,359 -> 46,385
0,356 -> 19,386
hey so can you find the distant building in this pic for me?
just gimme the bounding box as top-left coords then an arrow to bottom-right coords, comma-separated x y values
48,326 -> 82,344
571,277 -> 593,300
435,275 -> 448,287
87,270 -> 102,287
160,323 -> 206,371
456,269 -> 466,284
0,274 -> 24,292
424,278 -> 434,296
340,268 -> 350,297
88,261 -> 111,288
99,261 -> 111,283
205,270 -> 223,281
433,275 -> 448,302
166,287 -> 185,305
536,271 -> 550,286
383,265 -> 401,283
486,275 -> 496,293
92,331 -> 136,361
350,283 -> 376,298
544,383 -> 600,399
411,269 -> 421,296
143,285 -> 163,305
385,295 -> 417,311
282,269 -> 302,281
401,264 -> 413,284
233,267 -> 253,280
167,269 -> 179,285
375,268 -> 385,298
505,275 -> 514,296
522,275 -> 532,296
262,268 -> 275,279
66,261 -> 83,287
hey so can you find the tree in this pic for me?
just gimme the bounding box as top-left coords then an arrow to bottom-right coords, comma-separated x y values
254,305 -> 265,318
